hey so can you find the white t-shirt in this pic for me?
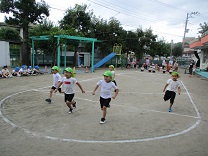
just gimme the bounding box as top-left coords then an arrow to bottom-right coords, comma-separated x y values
53,73 -> 62,88
61,77 -> 77,94
19,68 -> 26,73
166,79 -> 181,92
111,70 -> 115,80
97,80 -> 118,99
162,60 -> 166,66
2,69 -> 9,74
28,69 -> 32,74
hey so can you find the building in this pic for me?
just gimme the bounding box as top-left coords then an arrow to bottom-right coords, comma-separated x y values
189,31 -> 208,70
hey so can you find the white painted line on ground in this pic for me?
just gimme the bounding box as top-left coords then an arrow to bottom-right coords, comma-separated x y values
0,76 -> 201,143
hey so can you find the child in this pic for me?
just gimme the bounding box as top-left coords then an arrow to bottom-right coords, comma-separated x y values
163,71 -> 181,112
33,65 -> 43,75
12,67 -> 20,76
19,65 -> 29,76
55,67 -> 85,113
45,66 -> 62,104
27,66 -> 33,75
141,65 -> 144,72
92,71 -> 119,124
2,65 -> 12,78
109,65 -> 117,91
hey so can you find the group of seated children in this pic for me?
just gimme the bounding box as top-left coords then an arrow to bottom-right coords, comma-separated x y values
1,65 -> 43,78
141,63 -> 160,73
13,65 -> 43,76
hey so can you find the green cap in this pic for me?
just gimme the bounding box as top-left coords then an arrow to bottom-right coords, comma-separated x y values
171,71 -> 180,78
51,66 -> 60,73
65,67 -> 73,73
65,67 -> 75,77
109,65 -> 115,69
103,70 -> 112,77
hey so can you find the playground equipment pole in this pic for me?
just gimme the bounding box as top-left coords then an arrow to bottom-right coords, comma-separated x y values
91,41 -> 95,72
64,41 -> 67,70
57,37 -> 61,68
32,39 -> 35,68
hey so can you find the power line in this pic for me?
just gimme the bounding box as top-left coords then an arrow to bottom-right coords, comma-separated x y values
88,0 -> 184,24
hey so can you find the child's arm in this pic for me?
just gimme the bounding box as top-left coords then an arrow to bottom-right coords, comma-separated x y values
92,85 -> 99,95
112,89 -> 119,99
76,82 -> 85,93
54,82 -> 63,93
163,84 -> 168,92
178,86 -> 181,95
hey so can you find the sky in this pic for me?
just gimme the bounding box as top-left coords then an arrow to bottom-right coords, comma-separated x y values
0,0 -> 207,43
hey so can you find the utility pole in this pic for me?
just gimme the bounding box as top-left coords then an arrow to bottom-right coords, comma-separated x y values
182,12 -> 200,53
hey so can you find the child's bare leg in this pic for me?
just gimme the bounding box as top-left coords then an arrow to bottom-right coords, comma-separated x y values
102,106 -> 107,119
169,103 -> 173,108
49,89 -> 54,99
66,101 -> 73,109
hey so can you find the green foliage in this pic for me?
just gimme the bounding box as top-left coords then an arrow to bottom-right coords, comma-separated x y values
198,22 -> 208,36
0,27 -> 21,41
59,4 -> 92,36
172,42 -> 183,57
0,0 -> 50,26
0,0 -> 50,65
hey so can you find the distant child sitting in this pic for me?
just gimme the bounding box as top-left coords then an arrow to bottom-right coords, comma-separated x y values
12,67 -> 21,76
2,65 -> 12,78
55,67 -> 85,114
27,66 -> 33,75
33,65 -> 43,75
19,65 -> 29,76
141,65 -> 144,71
92,71 -> 119,124
45,66 -> 62,104
163,71 -> 181,112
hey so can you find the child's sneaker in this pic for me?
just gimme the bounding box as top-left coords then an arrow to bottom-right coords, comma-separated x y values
168,108 -> 172,112
68,108 -> 73,114
72,101 -> 76,109
100,118 -> 105,124
45,98 -> 51,103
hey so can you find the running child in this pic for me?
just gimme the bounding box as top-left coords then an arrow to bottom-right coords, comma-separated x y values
92,71 -> 119,124
55,67 -> 85,114
45,66 -> 62,104
163,71 -> 181,112
109,65 -> 117,90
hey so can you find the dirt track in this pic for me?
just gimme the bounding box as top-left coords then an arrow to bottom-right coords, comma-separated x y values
0,68 -> 208,156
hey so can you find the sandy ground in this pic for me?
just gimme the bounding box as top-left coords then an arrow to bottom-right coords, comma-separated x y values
0,68 -> 208,156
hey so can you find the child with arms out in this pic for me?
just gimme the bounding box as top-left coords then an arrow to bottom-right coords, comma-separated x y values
92,71 -> 119,124
45,66 -> 62,104
163,71 -> 181,112
55,67 -> 85,113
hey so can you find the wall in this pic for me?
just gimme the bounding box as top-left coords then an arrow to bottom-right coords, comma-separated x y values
0,41 -> 10,67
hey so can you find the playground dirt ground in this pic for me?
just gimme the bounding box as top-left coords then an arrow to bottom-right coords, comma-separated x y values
0,68 -> 208,156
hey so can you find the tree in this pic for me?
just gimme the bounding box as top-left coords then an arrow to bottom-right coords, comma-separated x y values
172,42 -> 183,57
0,0 -> 49,65
198,22 -> 208,36
59,4 -> 93,37
0,27 -> 21,41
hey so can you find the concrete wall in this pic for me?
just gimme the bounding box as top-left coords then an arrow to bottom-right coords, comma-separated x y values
0,41 -> 10,67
